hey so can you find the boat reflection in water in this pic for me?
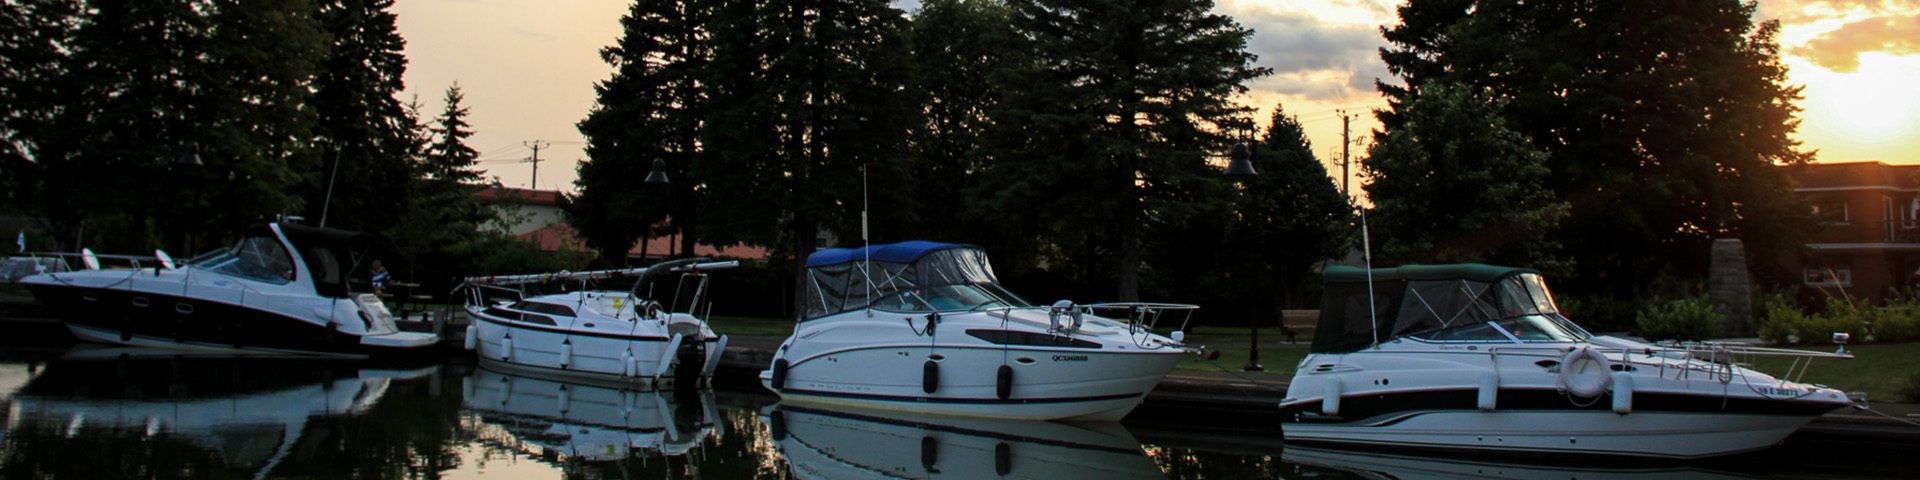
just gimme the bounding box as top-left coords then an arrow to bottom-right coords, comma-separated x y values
461,366 -> 719,468
1282,444 -> 1753,480
761,403 -> 1164,480
4,347 -> 437,478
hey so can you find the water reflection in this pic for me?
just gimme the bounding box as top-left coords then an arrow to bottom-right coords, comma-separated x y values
0,345 -> 1914,479
1,347 -> 454,478
1281,444 -> 1753,479
763,404 -> 1163,479
462,366 -> 720,472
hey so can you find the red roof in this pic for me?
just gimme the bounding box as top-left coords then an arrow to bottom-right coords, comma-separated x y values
515,223 -> 771,260
477,187 -> 563,206
1788,162 -> 1920,190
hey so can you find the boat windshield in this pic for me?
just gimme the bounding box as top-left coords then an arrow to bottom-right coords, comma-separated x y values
870,282 -> 1030,313
803,245 -> 1031,319
188,235 -> 295,285
1400,273 -> 1590,343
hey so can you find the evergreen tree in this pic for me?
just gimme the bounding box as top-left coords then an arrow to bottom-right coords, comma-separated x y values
1363,81 -> 1567,269
0,0 -> 82,218
994,0 -> 1268,301
392,84 -> 491,284
1245,105 -> 1354,306
310,0 -> 415,235
36,0 -> 210,253
195,0 -> 326,251
570,0 -> 710,265
698,0 -> 918,316
907,0 -> 1031,262
1377,0 -> 1812,294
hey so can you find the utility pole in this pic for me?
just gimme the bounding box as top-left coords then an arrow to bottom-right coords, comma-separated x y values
523,140 -> 549,189
1339,111 -> 1351,197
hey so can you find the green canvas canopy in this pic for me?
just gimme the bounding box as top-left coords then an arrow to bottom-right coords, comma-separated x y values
1311,264 -> 1574,354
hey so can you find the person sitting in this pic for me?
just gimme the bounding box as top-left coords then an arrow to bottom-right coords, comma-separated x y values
370,260 -> 390,296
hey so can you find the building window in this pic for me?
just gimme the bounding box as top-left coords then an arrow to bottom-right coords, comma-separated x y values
1804,266 -> 1852,287
1811,200 -> 1849,224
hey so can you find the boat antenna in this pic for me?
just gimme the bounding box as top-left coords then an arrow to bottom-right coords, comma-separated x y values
862,163 -> 873,318
1361,206 -> 1378,346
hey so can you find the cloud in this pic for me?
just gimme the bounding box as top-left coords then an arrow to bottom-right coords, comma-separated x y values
1238,10 -> 1386,100
1802,14 -> 1920,71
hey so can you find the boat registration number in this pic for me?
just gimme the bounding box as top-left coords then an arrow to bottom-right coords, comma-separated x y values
1052,355 -> 1088,362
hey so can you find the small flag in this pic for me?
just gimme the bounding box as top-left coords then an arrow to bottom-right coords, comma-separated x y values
15,232 -> 22,253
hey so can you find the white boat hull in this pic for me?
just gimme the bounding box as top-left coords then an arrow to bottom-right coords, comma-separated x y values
764,339 -> 1185,421
467,293 -> 723,389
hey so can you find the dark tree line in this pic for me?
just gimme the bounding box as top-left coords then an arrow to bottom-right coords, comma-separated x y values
0,0 -> 562,289
570,0 -> 1352,320
1364,0 -> 1815,308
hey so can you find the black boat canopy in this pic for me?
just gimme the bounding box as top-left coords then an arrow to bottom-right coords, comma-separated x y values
1311,264 -> 1577,354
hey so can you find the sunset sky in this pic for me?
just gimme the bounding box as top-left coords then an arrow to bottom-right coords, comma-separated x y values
393,0 -> 1920,194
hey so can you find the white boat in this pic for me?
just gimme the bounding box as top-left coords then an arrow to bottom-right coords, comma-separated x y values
459,258 -> 737,389
761,403 -> 1164,480
18,222 -> 439,357
759,241 -> 1201,421
1280,264 -> 1860,458
462,367 -> 719,464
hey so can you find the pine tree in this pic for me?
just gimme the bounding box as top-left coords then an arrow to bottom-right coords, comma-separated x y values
195,0 -> 326,251
1364,81 -> 1566,269
1244,105 -> 1354,306
1377,0 -> 1811,294
0,0 -> 82,218
36,0 -> 210,253
908,0 -> 1029,260
994,0 -> 1269,301
570,0 -> 711,265
310,0 -> 415,235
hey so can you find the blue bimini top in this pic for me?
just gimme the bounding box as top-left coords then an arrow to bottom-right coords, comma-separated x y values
804,241 -> 971,267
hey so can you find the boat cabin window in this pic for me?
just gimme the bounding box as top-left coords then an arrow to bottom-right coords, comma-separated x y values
192,235 -> 295,284
517,301 -> 576,318
872,283 -> 1026,313
1401,273 -> 1588,344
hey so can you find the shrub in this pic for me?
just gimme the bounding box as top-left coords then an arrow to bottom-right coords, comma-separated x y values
1635,296 -> 1721,342
1757,291 -> 1805,345
1900,368 -> 1920,404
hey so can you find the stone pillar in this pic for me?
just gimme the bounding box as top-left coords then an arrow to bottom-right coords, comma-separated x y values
1709,239 -> 1752,335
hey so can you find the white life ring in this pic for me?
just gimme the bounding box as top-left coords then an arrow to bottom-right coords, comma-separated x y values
1558,345 -> 1613,399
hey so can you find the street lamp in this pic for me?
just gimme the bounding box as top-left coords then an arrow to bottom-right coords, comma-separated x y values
1225,140 -> 1261,372
644,158 -> 671,184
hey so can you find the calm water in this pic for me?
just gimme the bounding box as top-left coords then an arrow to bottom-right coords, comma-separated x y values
0,346 -> 1914,479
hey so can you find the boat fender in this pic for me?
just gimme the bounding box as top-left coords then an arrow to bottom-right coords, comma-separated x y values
502,335 -> 514,361
768,409 -> 787,441
923,360 -> 940,394
994,442 -> 1012,476
560,341 -> 573,369
996,365 -> 1014,400
1559,345 -> 1613,399
558,384 -> 570,413
622,350 -> 635,377
1478,371 -> 1499,412
771,358 -> 790,391
1321,379 -> 1342,416
1612,372 -> 1634,414
463,325 -> 478,350
921,435 -> 938,471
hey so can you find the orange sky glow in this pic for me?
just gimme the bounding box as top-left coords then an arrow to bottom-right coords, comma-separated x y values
393,0 -> 1920,195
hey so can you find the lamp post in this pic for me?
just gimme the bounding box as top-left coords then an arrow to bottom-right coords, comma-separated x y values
1224,140 -> 1260,371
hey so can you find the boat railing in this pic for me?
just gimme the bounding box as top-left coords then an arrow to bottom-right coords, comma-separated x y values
1636,340 -> 1854,384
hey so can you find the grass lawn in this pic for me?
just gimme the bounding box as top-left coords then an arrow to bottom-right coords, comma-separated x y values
1747,342 -> 1919,403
